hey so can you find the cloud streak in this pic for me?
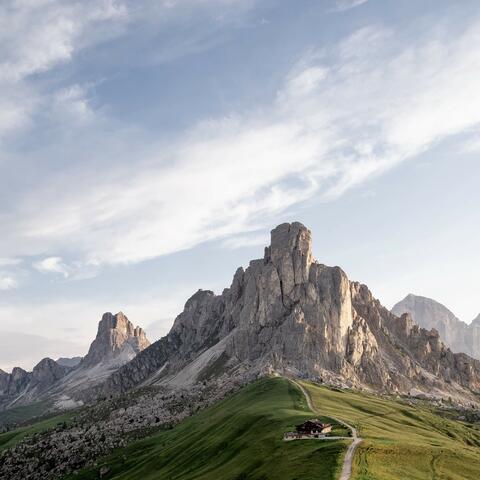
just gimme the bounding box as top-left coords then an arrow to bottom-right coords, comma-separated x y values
331,0 -> 369,13
34,256 -> 71,277
0,276 -> 17,290
2,5 -> 480,274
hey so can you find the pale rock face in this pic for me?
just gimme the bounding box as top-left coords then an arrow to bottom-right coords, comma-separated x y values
100,222 -> 480,404
82,312 -> 150,367
267,221 -> 313,296
392,294 -> 480,360
221,223 -> 354,372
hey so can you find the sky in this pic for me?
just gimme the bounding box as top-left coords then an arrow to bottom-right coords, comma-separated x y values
1,0 -> 480,371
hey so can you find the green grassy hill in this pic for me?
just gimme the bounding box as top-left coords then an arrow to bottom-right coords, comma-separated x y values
65,378 -> 348,480
303,381 -> 480,480
0,400 -> 52,427
4,378 -> 478,480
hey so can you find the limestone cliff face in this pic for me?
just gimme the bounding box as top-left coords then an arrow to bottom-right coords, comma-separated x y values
82,312 -> 150,367
351,286 -> 480,395
99,222 -> 480,403
99,223 -> 352,395
392,294 -> 480,360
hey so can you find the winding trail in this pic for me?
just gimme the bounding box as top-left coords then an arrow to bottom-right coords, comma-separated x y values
287,378 -> 362,480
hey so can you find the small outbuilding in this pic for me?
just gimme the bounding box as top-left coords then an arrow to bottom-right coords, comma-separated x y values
283,418 -> 332,440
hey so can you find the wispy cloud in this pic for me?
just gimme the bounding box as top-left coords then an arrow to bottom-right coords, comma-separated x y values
331,0 -> 369,13
0,258 -> 22,289
2,5 -> 480,275
462,132 -> 480,153
34,256 -> 71,277
0,0 -> 255,141
0,275 -> 17,290
0,0 -> 128,143
0,258 -> 22,267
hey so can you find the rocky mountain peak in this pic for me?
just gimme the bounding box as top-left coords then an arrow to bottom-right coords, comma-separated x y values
82,312 -> 150,368
32,358 -> 69,384
268,222 -> 312,260
264,222 -> 313,292
392,293 -> 479,360
11,367 -> 28,381
99,222 -> 480,404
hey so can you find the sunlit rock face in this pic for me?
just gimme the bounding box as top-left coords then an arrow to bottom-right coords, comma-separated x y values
100,222 -> 480,405
82,312 -> 150,368
392,294 -> 480,360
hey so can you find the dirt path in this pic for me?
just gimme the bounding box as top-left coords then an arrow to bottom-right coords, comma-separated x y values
287,378 -> 362,480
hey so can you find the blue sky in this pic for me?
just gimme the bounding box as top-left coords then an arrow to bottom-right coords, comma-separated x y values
1,0 -> 480,371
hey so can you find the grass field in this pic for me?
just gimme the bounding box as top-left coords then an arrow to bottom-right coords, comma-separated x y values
64,378 -> 348,480
0,410 -> 75,452
0,400 -> 53,427
302,381 -> 480,480
5,378 -> 478,479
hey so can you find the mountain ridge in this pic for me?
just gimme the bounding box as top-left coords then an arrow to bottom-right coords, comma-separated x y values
90,222 -> 480,405
0,312 -> 150,418
392,294 -> 480,359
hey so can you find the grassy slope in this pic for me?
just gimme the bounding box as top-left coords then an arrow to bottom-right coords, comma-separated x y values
303,381 -> 480,480
0,411 -> 74,452
65,378 -> 348,480
0,401 -> 52,426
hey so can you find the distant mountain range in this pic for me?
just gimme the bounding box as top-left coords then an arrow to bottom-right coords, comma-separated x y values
1,222 -> 479,425
392,294 -> 480,360
0,312 -> 149,419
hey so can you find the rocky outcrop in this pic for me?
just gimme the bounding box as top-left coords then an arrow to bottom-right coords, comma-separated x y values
31,358 -> 70,386
0,313 -> 150,421
97,222 -> 480,404
82,312 -> 150,368
392,294 -> 480,360
352,287 -> 480,396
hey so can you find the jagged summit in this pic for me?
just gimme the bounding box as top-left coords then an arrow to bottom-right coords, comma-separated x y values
392,293 -> 480,360
264,222 -> 313,294
98,222 -> 480,405
32,358 -> 69,384
0,312 -> 150,416
82,312 -> 150,367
